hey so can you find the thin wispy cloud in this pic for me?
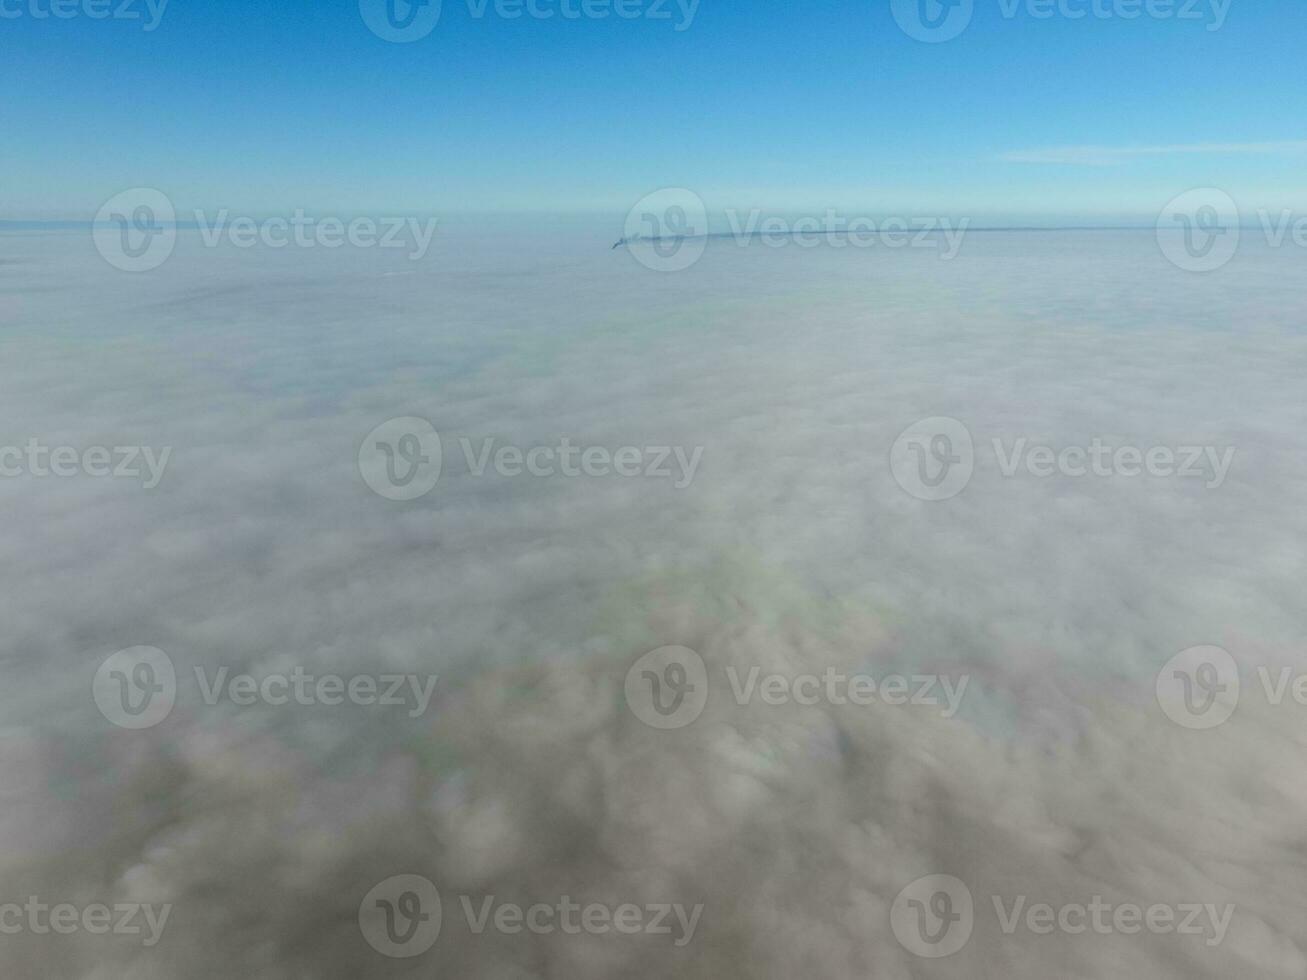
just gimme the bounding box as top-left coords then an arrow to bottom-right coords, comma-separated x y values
999,141 -> 1307,166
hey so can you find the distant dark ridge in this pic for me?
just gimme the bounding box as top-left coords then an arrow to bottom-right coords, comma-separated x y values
612,226 -> 1166,249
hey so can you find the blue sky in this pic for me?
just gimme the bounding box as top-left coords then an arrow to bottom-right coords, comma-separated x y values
3,0 -> 1305,220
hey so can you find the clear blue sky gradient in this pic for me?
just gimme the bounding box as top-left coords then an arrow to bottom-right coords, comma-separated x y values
4,0 -> 1305,219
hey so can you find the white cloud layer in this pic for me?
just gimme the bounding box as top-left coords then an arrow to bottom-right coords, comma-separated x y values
1,226 -> 1306,976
